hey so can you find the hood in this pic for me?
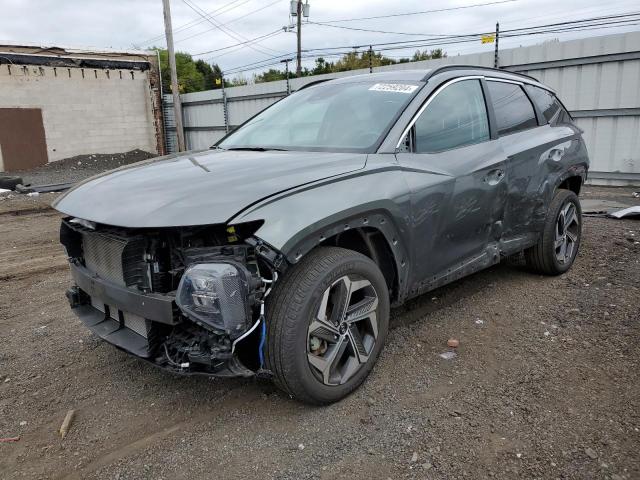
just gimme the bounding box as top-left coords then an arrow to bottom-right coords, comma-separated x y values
53,149 -> 367,228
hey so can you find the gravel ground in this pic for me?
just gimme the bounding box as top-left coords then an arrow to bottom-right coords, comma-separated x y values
0,186 -> 638,480
11,150 -> 155,186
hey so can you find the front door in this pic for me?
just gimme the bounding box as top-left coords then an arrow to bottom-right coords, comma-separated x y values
395,78 -> 507,293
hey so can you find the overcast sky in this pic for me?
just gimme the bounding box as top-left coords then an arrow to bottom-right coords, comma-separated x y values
2,0 -> 639,77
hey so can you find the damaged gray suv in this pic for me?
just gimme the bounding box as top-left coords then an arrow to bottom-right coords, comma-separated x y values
55,66 -> 588,404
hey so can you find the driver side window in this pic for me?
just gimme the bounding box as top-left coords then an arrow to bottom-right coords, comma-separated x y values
413,79 -> 490,153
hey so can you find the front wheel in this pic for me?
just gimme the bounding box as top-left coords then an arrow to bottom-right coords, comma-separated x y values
525,189 -> 582,275
265,247 -> 390,404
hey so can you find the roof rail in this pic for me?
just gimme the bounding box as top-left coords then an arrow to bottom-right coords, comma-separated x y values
423,64 -> 539,83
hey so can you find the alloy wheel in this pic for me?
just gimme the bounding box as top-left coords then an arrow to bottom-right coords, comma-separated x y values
554,201 -> 580,264
307,275 -> 379,386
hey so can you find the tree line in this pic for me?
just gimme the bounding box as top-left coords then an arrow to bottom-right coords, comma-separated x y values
155,48 -> 446,94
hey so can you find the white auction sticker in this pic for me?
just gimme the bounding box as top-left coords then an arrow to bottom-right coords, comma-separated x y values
369,83 -> 419,94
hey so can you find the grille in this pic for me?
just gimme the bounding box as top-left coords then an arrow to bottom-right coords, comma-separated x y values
83,232 -> 127,286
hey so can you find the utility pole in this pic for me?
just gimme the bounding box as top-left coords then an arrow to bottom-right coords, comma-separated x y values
296,0 -> 302,76
368,45 -> 373,73
494,22 -> 500,68
162,0 -> 186,152
289,1 -> 309,77
220,72 -> 229,133
280,59 -> 292,94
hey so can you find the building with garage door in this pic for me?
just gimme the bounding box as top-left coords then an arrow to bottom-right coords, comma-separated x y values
0,43 -> 164,172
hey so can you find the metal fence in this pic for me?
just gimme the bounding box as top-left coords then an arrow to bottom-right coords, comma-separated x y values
164,31 -> 640,185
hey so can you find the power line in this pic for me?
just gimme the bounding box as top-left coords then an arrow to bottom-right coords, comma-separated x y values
139,0 -> 252,46
180,0 -> 282,56
316,0 -> 519,24
201,32 -> 285,63
297,12 -> 640,54
221,13 -> 640,73
220,14 -> 640,76
192,28 -> 284,56
175,0 -> 284,44
307,22 -> 464,37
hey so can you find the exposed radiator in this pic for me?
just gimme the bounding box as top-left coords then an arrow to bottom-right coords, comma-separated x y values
83,232 -> 127,286
90,296 -> 149,338
82,232 -> 146,288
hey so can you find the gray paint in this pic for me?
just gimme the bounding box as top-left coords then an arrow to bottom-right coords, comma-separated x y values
53,149 -> 366,228
56,66 -> 589,303
232,68 -> 589,301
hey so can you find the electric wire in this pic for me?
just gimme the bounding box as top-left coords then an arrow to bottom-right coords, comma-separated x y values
298,12 -> 640,54
138,0 -> 252,46
175,0 -> 285,45
219,15 -> 640,76
316,0 -> 520,24
192,28 -> 284,56
180,0 -> 282,56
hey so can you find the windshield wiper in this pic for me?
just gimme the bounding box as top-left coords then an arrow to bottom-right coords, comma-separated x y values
225,146 -> 288,152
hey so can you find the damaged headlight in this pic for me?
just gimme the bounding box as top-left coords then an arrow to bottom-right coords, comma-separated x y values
176,263 -> 251,337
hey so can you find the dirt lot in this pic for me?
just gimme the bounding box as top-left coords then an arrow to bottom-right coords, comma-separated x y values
0,187 -> 638,480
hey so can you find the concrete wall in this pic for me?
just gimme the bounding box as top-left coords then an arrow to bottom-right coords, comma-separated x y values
165,31 -> 640,186
0,62 -> 158,164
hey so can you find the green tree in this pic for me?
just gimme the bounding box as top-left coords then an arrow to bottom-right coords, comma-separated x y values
411,48 -> 446,62
254,68 -> 287,83
155,49 -> 223,93
312,57 -> 333,75
333,50 -> 398,72
195,59 -> 222,90
228,74 -> 248,87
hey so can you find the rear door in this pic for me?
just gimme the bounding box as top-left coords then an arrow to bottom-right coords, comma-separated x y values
395,78 -> 508,290
485,79 -> 580,249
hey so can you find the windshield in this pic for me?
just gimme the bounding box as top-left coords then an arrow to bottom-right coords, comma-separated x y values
217,80 -> 422,152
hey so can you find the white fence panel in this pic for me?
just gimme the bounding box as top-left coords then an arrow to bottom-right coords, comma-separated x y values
164,31 -> 640,184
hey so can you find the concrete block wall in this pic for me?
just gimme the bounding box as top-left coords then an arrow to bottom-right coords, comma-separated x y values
0,63 -> 158,163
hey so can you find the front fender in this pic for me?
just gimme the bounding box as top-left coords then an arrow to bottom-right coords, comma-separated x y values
229,166 -> 412,298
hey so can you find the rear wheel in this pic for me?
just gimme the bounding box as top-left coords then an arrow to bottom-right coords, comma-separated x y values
265,247 -> 389,404
525,189 -> 582,275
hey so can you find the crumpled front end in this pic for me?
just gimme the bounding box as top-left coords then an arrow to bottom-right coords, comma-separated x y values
60,217 -> 279,377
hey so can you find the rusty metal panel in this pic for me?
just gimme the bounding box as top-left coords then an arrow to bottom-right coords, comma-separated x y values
0,107 -> 48,171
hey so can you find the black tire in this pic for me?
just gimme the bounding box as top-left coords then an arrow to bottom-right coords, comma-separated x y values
525,189 -> 582,275
0,175 -> 23,190
265,247 -> 390,405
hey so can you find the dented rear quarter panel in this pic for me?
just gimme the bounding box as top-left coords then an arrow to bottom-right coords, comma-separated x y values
501,122 -> 588,239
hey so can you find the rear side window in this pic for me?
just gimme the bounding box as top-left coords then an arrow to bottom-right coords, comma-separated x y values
487,81 -> 538,135
413,79 -> 490,153
524,85 -> 561,123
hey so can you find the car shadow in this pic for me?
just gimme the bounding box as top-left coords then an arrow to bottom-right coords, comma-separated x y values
390,261 -> 531,329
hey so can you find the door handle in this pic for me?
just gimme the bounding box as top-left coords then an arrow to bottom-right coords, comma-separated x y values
484,169 -> 505,186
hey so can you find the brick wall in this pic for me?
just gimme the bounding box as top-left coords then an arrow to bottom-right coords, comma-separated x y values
0,63 -> 158,163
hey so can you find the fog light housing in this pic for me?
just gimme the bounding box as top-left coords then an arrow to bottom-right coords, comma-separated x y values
176,263 -> 251,337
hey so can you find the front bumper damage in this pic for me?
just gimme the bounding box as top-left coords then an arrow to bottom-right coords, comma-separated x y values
61,218 -> 283,378
66,263 -> 255,377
